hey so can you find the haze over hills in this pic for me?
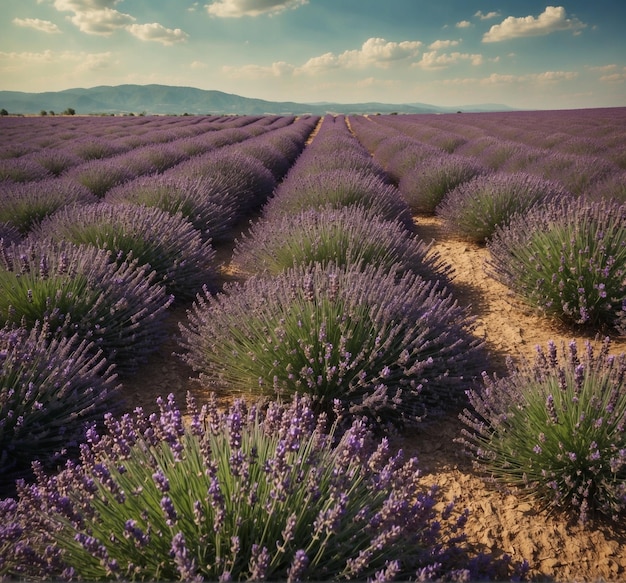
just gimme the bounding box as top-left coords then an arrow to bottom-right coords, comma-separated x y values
0,84 -> 514,116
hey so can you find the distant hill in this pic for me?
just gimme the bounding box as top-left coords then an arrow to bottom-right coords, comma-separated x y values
0,84 -> 514,116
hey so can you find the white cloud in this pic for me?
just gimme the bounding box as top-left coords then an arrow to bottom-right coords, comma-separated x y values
428,39 -> 460,50
53,0 -> 122,10
479,70 -> 578,84
294,38 -> 423,74
49,0 -> 190,43
474,10 -> 500,20
190,60 -> 209,69
205,0 -> 308,18
483,6 -> 586,43
51,0 -> 136,35
340,37 -> 423,68
588,64 -> 617,74
223,61 -> 295,78
221,37 -> 423,81
0,49 -> 114,72
599,68 -> 626,83
12,17 -> 61,33
127,23 -> 189,44
456,20 -> 471,29
418,51 -> 483,70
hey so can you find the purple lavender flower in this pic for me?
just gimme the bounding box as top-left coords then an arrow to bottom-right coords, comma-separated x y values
1,392 -> 526,580
460,338 -> 626,524
29,201 -> 219,300
486,197 -> 626,330
0,238 -> 172,373
232,204 -> 450,281
178,262 -> 485,426
0,322 -> 120,495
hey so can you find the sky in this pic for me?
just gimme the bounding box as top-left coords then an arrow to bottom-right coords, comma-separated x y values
1,0 -> 625,110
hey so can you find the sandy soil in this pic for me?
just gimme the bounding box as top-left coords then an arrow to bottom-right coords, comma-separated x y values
120,215 -> 626,582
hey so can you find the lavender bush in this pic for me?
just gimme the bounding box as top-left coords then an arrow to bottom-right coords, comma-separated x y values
172,149 -> 276,216
264,169 -> 414,230
0,393 -> 522,581
436,172 -> 570,244
588,171 -> 626,204
0,239 -> 172,373
106,174 -> 241,243
525,151 -> 618,195
0,178 -> 98,235
0,322 -> 120,494
238,140 -> 292,180
459,338 -> 626,524
68,159 -> 135,197
69,137 -> 126,161
30,149 -> 82,177
29,202 -> 219,300
232,205 -> 450,281
486,197 -> 626,330
178,263 -> 485,425
398,155 -> 488,214
0,157 -> 53,183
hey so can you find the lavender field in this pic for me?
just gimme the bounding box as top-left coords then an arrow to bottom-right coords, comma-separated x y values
1,108 -> 625,581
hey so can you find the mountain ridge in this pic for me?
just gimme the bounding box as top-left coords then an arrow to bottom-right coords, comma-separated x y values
0,84 -> 515,115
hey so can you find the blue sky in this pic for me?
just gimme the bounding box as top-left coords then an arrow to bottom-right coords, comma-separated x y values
1,1 -> 625,109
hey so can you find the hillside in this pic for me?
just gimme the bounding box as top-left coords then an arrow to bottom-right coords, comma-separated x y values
0,84 -> 513,115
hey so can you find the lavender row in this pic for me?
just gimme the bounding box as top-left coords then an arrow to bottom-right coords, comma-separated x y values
0,392 -> 525,580
0,115 -> 290,185
105,115 -> 319,242
360,111 -> 626,197
349,114 -> 489,213
180,114 -> 486,427
0,114 -> 262,159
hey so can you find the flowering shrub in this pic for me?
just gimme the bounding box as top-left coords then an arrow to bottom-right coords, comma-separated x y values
118,143 -> 186,176
589,171 -> 626,204
398,155 -> 488,214
525,152 -> 618,196
384,143 -> 444,183
436,172 -> 570,243
69,137 -> 127,161
172,149 -> 276,215
106,174 -> 238,242
0,239 -> 172,373
238,140 -> 292,180
486,197 -> 626,330
68,159 -> 135,197
0,178 -> 97,235
0,393 -> 522,581
30,149 -> 82,177
459,338 -> 626,524
232,205 -> 450,281
178,263 -> 485,425
30,202 -> 219,300
0,322 -> 120,494
264,169 -> 414,230
0,157 -> 53,183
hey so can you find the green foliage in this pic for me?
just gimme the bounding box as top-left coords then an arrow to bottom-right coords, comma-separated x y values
178,263 -> 484,426
398,155 -> 487,214
1,394 -> 494,581
486,197 -> 626,330
460,338 -> 626,524
232,205 -> 449,281
436,172 -> 569,244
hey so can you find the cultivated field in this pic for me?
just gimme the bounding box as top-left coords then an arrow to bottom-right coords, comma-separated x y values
1,108 -> 625,581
